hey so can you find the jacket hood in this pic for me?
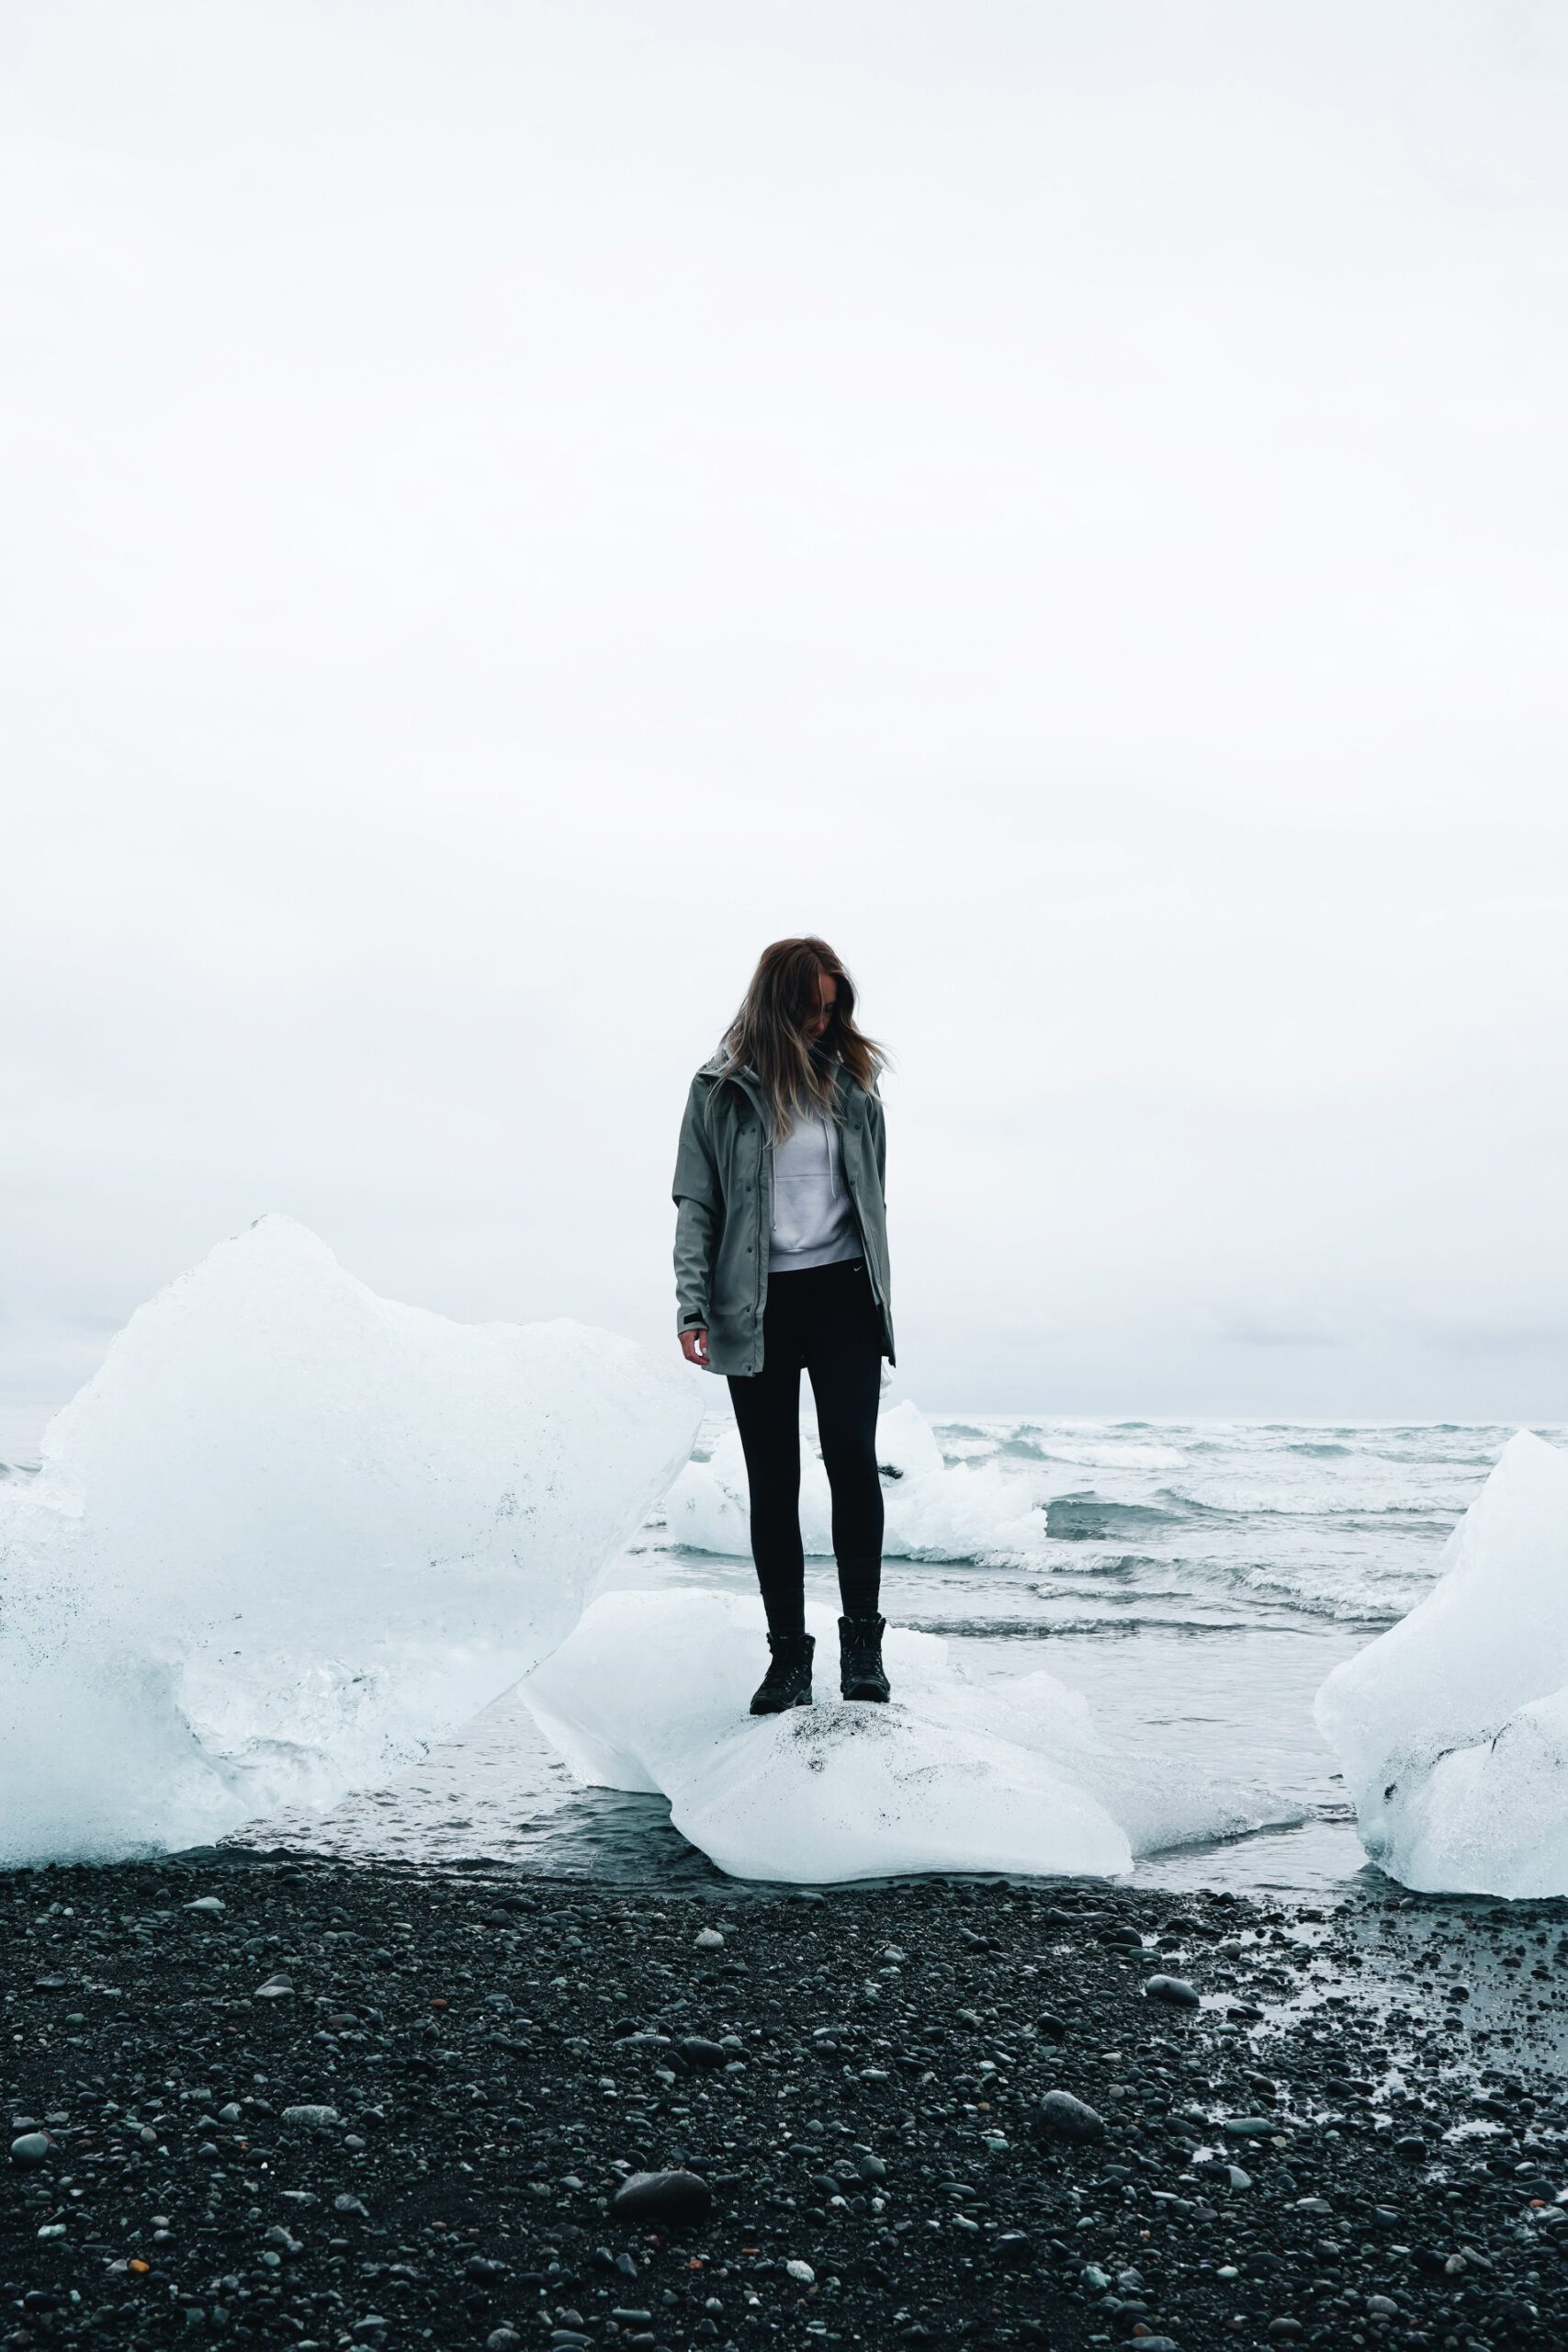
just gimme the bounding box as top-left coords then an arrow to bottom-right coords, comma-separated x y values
699,1058 -> 863,1136
698,1049 -> 868,1109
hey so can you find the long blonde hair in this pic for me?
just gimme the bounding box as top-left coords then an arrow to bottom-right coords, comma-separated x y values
708,937 -> 889,1144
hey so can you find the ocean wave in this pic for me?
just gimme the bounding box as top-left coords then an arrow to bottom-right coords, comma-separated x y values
1028,1551 -> 1425,1630
905,1611 -> 1275,1639
671,1400 -> 1495,1629
1010,1439 -> 1190,1470
1215,1560 -> 1421,1626
1044,1494 -> 1192,1538
1151,1482 -> 1466,1522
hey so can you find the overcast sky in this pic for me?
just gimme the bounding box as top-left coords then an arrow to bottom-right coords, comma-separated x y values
4,0 -> 1568,1450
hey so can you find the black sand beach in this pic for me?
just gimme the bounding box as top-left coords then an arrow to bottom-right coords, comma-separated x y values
6,1854 -> 1568,2351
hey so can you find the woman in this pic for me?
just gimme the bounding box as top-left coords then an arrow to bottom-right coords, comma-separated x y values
671,937 -> 897,1717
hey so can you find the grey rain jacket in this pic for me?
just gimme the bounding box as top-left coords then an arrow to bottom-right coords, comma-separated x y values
671,1052 -> 895,1377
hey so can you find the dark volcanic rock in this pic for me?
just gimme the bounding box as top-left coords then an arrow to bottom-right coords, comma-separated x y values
6,1855 -> 1568,2350
1032,2088 -> 1107,2142
1144,1973 -> 1201,2007
675,2035 -> 732,2070
610,2167 -> 714,2225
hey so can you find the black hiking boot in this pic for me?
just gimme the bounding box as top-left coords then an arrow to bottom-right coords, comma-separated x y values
749,1629 -> 816,1715
839,1611 -> 891,1702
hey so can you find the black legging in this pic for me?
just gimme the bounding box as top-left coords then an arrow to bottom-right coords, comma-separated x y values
726,1253 -> 885,1639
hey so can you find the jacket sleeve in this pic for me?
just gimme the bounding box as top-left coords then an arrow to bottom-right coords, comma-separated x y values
868,1090 -> 886,1204
672,1075 -> 723,1330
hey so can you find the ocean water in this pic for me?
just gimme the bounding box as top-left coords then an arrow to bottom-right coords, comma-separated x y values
232,1413 -> 1563,1899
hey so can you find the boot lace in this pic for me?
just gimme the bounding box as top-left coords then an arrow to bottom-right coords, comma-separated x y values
760,1636 -> 809,1692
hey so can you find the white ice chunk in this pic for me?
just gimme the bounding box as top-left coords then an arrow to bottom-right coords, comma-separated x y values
0,1216 -> 700,1865
1314,1429 -> 1568,1895
663,1396 -> 1047,1565
520,1588 -> 1297,1883
873,1397 -> 947,1482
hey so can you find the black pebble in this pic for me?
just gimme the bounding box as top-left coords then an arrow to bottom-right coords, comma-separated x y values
610,2169 -> 714,2226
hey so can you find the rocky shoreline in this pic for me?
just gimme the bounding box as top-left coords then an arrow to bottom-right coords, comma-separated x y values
6,1852 -> 1568,2350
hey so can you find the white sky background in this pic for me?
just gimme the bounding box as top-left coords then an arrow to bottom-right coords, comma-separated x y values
4,0 -> 1568,1446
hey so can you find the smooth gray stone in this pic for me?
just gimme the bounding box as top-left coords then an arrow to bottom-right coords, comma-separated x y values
1145,1974 -> 1201,2007
610,2168 -> 714,2226
1032,2090 -> 1107,2143
676,2037 -> 731,2070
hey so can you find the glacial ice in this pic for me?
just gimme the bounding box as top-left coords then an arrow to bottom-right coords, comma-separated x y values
1314,1429 -> 1568,1896
0,1216 -> 701,1865
520,1587 -> 1299,1883
664,1397 -> 1048,1566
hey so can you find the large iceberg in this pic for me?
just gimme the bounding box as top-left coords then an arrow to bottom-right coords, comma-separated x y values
0,1216 -> 700,1865
520,1587 -> 1297,1883
1314,1429 -> 1568,1896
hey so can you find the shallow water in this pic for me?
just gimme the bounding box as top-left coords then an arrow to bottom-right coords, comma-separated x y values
231,1413 -> 1565,1897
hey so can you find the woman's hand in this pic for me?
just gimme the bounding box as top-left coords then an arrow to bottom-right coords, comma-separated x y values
680,1328 -> 711,1369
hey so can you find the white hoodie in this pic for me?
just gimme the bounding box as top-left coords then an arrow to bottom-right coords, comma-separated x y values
768,1103 -> 862,1271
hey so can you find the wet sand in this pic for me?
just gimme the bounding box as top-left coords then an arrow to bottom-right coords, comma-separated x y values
6,1850 -> 1568,2350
